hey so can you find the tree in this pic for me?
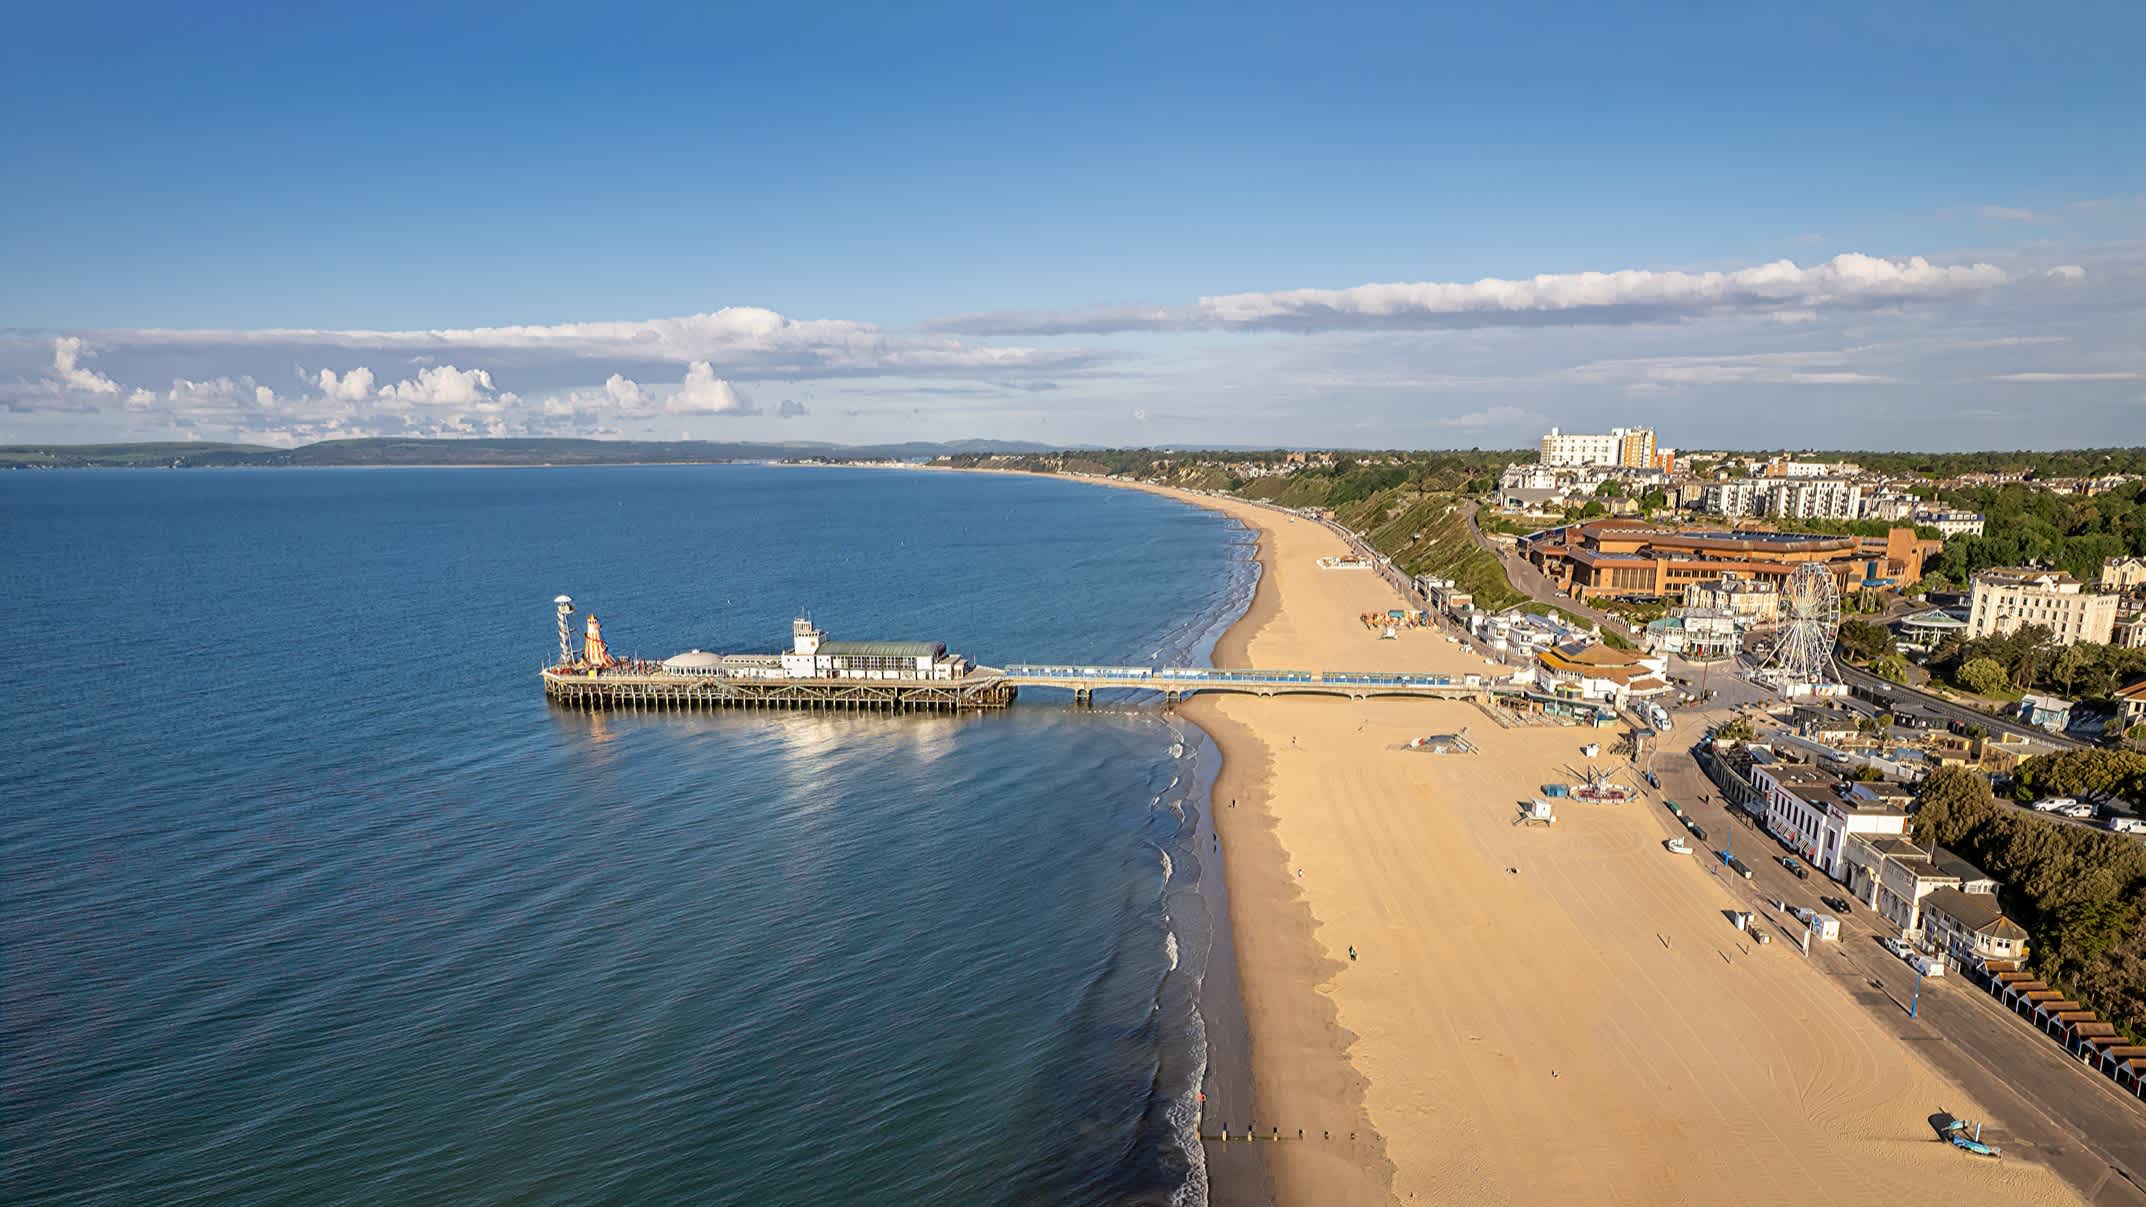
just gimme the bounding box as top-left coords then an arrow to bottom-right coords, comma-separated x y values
1639,489 -> 1668,512
1872,652 -> 1909,683
1714,716 -> 1755,743
1911,766 -> 2002,844
2054,642 -> 2097,696
1959,657 -> 2010,696
1594,480 -> 1623,498
1838,618 -> 1894,663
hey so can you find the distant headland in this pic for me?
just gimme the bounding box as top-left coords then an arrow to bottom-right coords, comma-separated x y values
0,437 -> 1060,470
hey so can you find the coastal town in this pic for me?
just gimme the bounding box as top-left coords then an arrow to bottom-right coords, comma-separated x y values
18,9 -> 2146,1205
934,432 -> 2146,1205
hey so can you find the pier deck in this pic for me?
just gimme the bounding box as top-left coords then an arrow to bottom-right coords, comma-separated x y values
545,662 -> 1615,719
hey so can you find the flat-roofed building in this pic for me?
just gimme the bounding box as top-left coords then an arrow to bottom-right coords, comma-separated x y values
1521,520 -> 1930,601
1753,765 -> 1910,878
1539,425 -> 1656,468
1967,568 -> 2118,646
1705,478 -> 1863,522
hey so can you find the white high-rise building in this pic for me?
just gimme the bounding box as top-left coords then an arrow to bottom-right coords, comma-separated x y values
1772,478 -> 1863,521
1539,426 -> 1657,468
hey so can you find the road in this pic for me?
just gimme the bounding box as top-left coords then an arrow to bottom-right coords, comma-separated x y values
1834,656 -> 2085,750
1655,728 -> 2146,1205
1460,500 -> 1637,638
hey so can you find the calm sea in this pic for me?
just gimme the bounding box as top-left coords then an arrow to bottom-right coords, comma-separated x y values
0,465 -> 1257,1206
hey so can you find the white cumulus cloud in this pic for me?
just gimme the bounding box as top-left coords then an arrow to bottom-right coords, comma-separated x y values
928,253 -> 2014,335
51,337 -> 122,395
316,366 -> 376,400
379,365 -> 499,406
668,362 -> 755,414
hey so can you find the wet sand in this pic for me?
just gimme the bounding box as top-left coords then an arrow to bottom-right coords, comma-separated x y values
1102,481 -> 2081,1206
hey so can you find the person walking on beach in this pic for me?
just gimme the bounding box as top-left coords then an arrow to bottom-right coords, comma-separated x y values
1347,945 -> 1357,961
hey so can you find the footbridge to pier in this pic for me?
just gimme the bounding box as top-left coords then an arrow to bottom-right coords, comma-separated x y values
978,663 -> 1601,714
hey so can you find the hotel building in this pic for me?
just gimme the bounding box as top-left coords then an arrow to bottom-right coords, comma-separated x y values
1966,569 -> 2118,646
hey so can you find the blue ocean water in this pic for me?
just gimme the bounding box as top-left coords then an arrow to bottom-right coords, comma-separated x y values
0,465 -> 1256,1206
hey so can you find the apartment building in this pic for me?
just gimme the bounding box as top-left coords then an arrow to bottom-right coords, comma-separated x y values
1705,478 -> 1862,521
1538,426 -> 1657,468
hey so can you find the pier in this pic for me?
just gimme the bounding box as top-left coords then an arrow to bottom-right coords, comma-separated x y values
539,599 -> 1618,719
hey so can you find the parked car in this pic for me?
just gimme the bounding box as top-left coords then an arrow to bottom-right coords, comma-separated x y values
1880,937 -> 1910,959
1685,819 -> 1709,842
1777,856 -> 1809,879
1822,895 -> 1853,915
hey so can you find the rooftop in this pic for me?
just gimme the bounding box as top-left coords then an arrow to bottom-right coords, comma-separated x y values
1974,567 -> 2084,588
1925,888 -> 2030,941
819,639 -> 947,659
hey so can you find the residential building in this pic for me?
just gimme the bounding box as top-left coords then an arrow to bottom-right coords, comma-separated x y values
1705,478 -> 1862,521
1858,490 -> 1920,522
1773,478 -> 1864,521
2104,556 -> 2146,592
1966,568 -> 2118,645
1522,520 -> 1929,601
1539,426 -> 1657,468
1913,509 -> 1985,538
1752,764 -> 1910,878
1616,427 -> 1658,470
1704,479 -> 1771,520
1921,888 -> 2031,965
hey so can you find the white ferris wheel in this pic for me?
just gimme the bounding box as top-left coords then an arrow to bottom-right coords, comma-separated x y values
1764,563 -> 1842,690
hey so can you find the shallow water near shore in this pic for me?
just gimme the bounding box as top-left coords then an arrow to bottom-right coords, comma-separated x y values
1,464 -> 1256,1205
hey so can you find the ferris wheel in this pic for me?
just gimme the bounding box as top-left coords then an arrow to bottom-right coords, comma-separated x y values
1764,563 -> 1842,690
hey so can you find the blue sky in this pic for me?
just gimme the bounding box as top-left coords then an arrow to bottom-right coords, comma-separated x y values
5,1 -> 2144,449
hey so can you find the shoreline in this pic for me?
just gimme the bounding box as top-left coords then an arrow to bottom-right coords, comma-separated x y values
1184,521 -> 1399,1194
956,467 -> 2084,1207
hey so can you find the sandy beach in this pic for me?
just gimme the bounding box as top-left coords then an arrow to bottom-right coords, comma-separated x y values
1074,479 -> 2084,1206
